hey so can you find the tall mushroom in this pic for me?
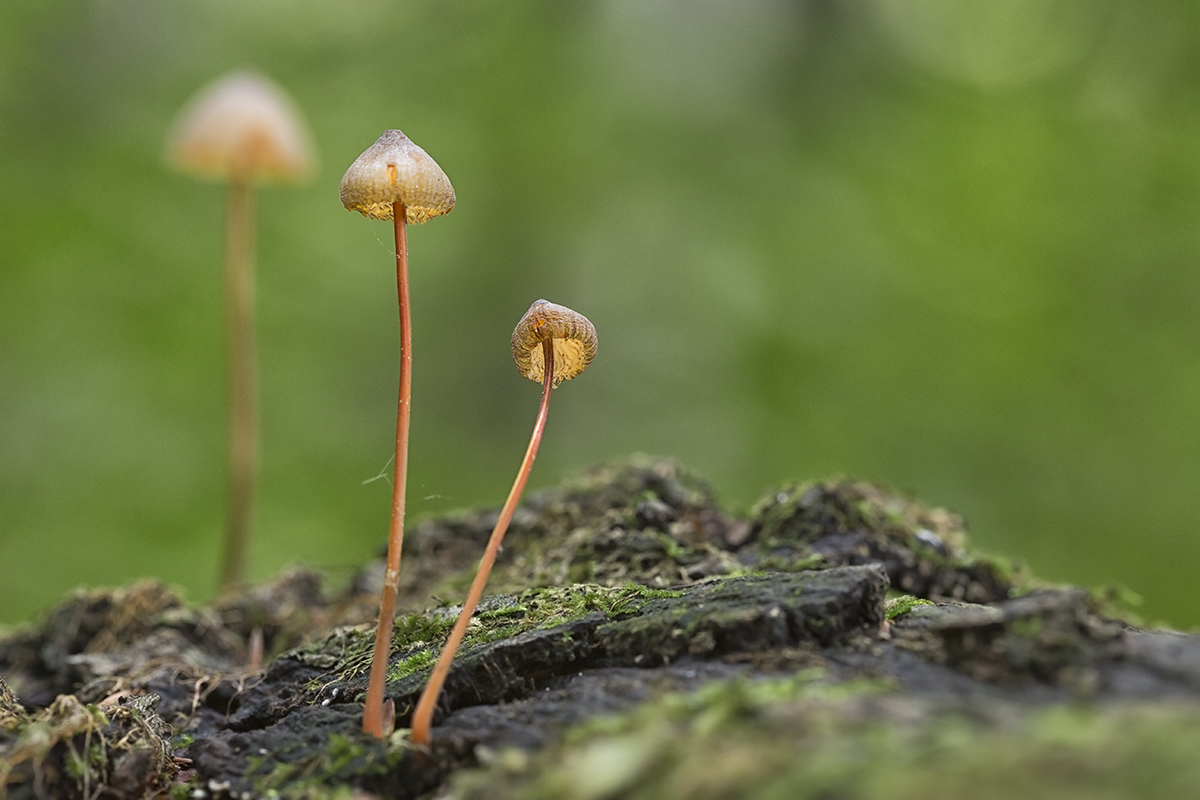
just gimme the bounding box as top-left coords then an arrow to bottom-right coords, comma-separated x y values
340,129 -> 455,738
165,70 -> 315,594
410,299 -> 597,747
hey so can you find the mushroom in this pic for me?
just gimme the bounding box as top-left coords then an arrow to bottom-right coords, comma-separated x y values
164,70 -> 315,594
339,129 -> 455,738
409,300 -> 597,747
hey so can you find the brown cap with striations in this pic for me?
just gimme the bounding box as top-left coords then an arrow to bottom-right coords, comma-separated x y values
339,129 -> 455,223
511,300 -> 597,388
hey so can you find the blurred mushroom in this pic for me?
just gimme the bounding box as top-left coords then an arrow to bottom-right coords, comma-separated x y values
410,300 -> 596,747
339,129 -> 454,738
164,70 -> 316,594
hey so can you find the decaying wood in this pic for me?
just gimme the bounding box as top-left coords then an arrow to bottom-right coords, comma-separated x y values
2,457 -> 1197,799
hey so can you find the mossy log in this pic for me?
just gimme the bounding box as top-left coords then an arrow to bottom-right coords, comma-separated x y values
2,457 -> 1198,799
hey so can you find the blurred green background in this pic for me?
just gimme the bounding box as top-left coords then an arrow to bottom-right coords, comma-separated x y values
2,1 -> 1199,628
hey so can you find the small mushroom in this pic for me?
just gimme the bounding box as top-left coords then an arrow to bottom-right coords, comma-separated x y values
409,300 -> 597,747
165,70 -> 315,184
164,70 -> 315,594
339,129 -> 455,223
340,129 -> 454,739
511,299 -> 599,387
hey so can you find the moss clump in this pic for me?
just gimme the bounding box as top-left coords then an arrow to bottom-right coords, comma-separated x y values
387,458 -> 1022,625
247,728 -> 409,799
745,480 -> 1017,603
385,584 -> 686,681
444,674 -> 1200,800
885,594 -> 936,620
890,588 -> 1128,692
288,583 -> 690,704
387,650 -> 437,683
394,457 -> 747,609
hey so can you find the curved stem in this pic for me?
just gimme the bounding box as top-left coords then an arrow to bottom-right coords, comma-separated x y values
410,340 -> 555,746
219,178 -> 257,593
363,202 -> 411,738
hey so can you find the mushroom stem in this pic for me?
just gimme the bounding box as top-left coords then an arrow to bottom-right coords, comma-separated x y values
218,176 -> 258,593
410,339 -> 555,747
362,201 -> 412,738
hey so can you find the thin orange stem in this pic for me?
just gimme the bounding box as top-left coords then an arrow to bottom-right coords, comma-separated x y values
410,340 -> 555,746
363,202 -> 411,738
219,178 -> 257,593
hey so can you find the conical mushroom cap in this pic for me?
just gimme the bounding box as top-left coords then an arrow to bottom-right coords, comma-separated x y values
339,129 -> 455,223
511,300 -> 597,388
165,70 -> 315,184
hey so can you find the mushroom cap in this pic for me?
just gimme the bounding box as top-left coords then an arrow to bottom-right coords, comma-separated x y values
165,70 -> 315,184
339,130 -> 455,224
511,300 -> 597,388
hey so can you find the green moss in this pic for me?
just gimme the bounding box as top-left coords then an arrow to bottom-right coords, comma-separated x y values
386,649 -> 436,682
477,605 -> 528,622
736,553 -> 827,575
289,583 -> 693,702
169,777 -> 198,800
1009,616 -> 1044,639
444,676 -> 1200,800
62,745 -> 88,780
392,611 -> 456,647
291,607 -> 460,690
420,584 -> 687,671
503,584 -> 684,633
885,594 -> 935,620
290,625 -> 377,680
248,731 -> 410,799
970,551 -> 1030,594
656,533 -> 686,561
1091,584 -> 1148,627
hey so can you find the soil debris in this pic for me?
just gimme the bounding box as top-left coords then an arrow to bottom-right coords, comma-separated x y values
0,690 -> 176,800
